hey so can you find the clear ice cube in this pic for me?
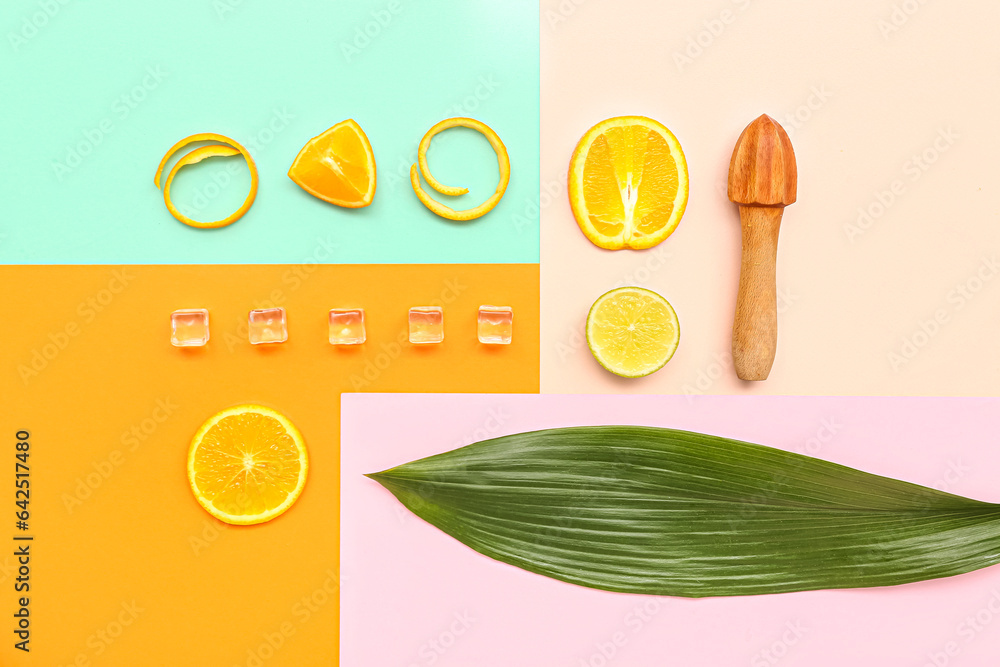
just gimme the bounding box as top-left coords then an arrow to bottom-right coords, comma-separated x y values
248,307 -> 287,345
409,306 -> 444,344
329,308 -> 366,345
478,305 -> 513,345
171,309 -> 210,347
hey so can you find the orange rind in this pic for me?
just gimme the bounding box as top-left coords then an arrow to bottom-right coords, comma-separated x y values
154,132 -> 258,229
410,117 -> 510,221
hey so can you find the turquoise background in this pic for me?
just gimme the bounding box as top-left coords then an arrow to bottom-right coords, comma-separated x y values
0,0 -> 539,264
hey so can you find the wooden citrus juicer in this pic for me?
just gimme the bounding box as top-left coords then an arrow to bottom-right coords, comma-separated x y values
727,114 -> 797,381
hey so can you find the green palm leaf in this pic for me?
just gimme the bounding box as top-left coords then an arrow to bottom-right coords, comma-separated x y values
367,426 -> 1000,597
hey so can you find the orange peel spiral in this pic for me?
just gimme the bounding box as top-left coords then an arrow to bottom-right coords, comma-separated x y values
410,117 -> 510,222
154,133 -> 258,229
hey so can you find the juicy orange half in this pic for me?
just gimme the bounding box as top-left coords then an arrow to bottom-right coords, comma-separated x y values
568,116 -> 688,250
187,404 -> 308,525
288,119 -> 376,208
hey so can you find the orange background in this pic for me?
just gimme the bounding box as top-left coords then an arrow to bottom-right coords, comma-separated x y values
0,264 -> 538,667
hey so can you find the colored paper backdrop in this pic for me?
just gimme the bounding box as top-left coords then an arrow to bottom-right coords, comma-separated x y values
342,393 -> 1000,666
1,0 -> 539,264
540,0 -> 1000,396
0,264 -> 538,666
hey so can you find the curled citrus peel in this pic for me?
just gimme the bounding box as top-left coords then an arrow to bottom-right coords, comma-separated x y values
154,132 -> 258,229
410,117 -> 510,221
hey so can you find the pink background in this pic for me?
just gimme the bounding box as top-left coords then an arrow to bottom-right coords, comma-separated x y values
541,0 -> 1000,396
342,393 -> 1000,666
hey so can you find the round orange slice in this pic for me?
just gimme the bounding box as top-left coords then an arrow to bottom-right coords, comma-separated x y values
154,132 -> 258,229
288,119 -> 376,208
187,404 -> 308,526
410,117 -> 510,221
569,116 -> 688,250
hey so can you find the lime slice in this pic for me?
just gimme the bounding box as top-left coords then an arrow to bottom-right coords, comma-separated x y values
586,287 -> 680,378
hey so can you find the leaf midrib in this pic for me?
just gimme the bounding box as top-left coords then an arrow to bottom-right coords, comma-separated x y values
374,474 -> 992,513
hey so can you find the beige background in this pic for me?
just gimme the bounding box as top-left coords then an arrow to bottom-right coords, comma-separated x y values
541,0 -> 1000,395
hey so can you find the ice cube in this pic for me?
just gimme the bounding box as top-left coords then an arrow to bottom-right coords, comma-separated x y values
329,308 -> 366,345
409,306 -> 444,344
171,309 -> 210,347
478,305 -> 513,345
248,307 -> 287,345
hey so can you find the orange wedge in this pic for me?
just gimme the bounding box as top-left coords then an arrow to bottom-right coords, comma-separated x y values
187,404 -> 308,526
288,119 -> 376,208
154,132 -> 258,229
568,116 -> 688,250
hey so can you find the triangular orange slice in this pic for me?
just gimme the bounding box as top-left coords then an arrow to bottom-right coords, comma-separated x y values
288,119 -> 376,208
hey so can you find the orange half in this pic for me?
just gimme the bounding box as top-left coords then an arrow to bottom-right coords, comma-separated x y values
288,119 -> 376,208
568,116 -> 688,250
